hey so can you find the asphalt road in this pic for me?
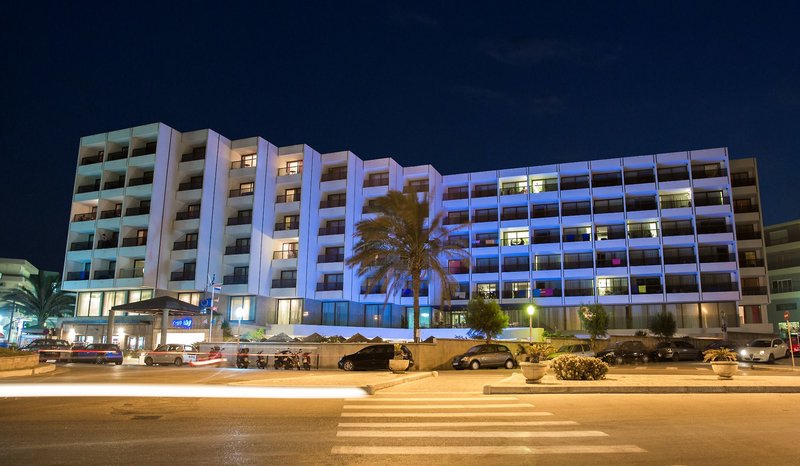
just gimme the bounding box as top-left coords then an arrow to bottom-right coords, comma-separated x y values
2,364 -> 798,465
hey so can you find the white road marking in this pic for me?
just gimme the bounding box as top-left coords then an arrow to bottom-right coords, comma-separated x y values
344,396 -> 521,402
332,445 -> 647,455
343,403 -> 531,409
338,430 -> 608,438
340,411 -> 553,417
338,421 -> 578,428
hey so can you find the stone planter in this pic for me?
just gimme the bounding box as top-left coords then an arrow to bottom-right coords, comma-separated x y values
0,354 -> 39,371
710,361 -> 738,380
389,359 -> 410,373
519,361 -> 548,384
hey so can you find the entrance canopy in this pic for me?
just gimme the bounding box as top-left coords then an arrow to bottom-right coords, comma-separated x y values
109,296 -> 209,349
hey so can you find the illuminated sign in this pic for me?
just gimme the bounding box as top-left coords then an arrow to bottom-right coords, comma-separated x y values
172,318 -> 193,329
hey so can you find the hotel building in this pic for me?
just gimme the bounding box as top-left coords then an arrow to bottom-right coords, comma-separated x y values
765,219 -> 800,336
60,123 -> 772,346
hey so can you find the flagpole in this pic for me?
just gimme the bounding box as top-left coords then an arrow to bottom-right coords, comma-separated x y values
207,274 -> 216,342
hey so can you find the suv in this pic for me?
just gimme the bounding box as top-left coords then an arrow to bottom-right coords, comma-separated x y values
338,344 -> 413,371
19,339 -> 72,362
596,340 -> 650,364
452,344 -> 516,370
144,344 -> 198,366
651,341 -> 702,361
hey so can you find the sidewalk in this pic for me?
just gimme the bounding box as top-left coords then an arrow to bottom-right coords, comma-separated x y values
230,370 -> 437,394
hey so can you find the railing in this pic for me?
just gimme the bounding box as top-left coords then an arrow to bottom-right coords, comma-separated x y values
273,250 -> 299,260
80,154 -> 103,165
170,272 -> 194,281
76,182 -> 100,194
99,209 -> 121,219
630,256 -> 661,266
272,279 -> 297,288
275,222 -> 300,231
96,239 -> 118,249
694,195 -> 729,207
125,207 -> 150,216
364,178 -> 389,188
657,170 -> 689,182
66,271 -> 90,281
102,179 -> 125,189
666,284 -> 699,293
106,148 -> 128,161
92,270 -> 115,280
472,239 -> 499,247
502,289 -> 531,299
739,258 -> 765,268
223,274 -> 249,285
403,185 -> 429,193
319,226 -> 345,235
316,282 -> 344,291
561,206 -> 591,216
593,204 -> 624,214
500,211 -> 528,221
733,204 -> 759,213
564,288 -> 594,296
225,245 -> 250,255
533,261 -> 561,271
532,235 -> 559,244
664,255 -> 696,264
401,287 -> 429,297
318,253 -> 344,263
502,263 -> 529,272
701,282 -> 739,292
446,238 -> 469,248
592,176 -> 622,188
320,198 -> 347,208
72,212 -> 96,222
69,241 -> 93,251
563,261 -> 594,269
596,231 -> 626,240
698,253 -> 736,263
178,180 -> 203,191
628,230 -> 658,239
173,240 -> 198,250
176,210 -> 201,221
626,200 -> 658,211
277,166 -> 303,176
475,291 -> 499,299
360,285 -> 387,294
531,206 -> 559,218
560,180 -> 589,190
443,216 -> 468,225
771,284 -> 800,294
450,291 -> 470,300
231,160 -> 256,169
531,181 -> 559,192
473,265 -> 499,273
501,238 -> 528,246
692,167 -> 727,179
660,199 -> 692,209
276,193 -> 301,203
624,173 -> 656,184
448,266 -> 469,274
596,259 -> 627,267
181,148 -> 205,162
697,223 -> 732,234
532,288 -> 562,297
632,285 -> 662,294
599,287 -> 629,296
731,176 -> 756,187
443,191 -> 468,200
562,233 -> 591,242
121,237 -> 147,247
132,143 -> 157,157
741,286 -> 768,296
736,230 -> 762,240
227,216 -> 252,226
472,213 -> 497,223
117,268 -> 144,279
472,188 -> 496,198
321,172 -> 347,182
229,188 -> 254,197
662,226 -> 694,236
500,186 -> 527,196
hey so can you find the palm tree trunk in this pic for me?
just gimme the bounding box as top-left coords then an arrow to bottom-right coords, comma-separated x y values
412,273 -> 421,343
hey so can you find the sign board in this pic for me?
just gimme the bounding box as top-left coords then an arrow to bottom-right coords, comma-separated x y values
785,310 -> 791,320
200,298 -> 212,308
172,318 -> 193,329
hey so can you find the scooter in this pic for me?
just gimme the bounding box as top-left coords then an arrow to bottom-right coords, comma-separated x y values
236,347 -> 250,369
300,351 -> 312,371
274,349 -> 297,370
256,351 -> 267,369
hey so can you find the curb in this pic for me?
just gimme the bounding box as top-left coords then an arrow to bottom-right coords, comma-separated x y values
0,363 -> 56,379
483,384 -> 800,395
364,371 -> 437,395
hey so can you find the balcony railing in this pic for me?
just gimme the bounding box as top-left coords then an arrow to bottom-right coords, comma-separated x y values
472,188 -> 496,198
662,226 -> 694,236
80,154 -> 103,165
65,271 -> 90,281
531,206 -> 559,218
321,172 -> 347,182
117,268 -> 144,279
626,200 -> 658,211
360,285 -> 387,294
443,191 -> 468,200
173,240 -> 198,251
628,230 -> 658,239
103,180 -> 125,190
176,210 -> 201,221
92,270 -> 115,280
229,188 -> 254,197
666,284 -> 699,293
277,166 -> 303,176
564,288 -> 594,296
99,209 -> 121,219
699,253 -> 736,263
448,265 -> 470,274
472,239 -> 499,248
736,230 -> 762,240
121,237 -> 147,247
76,182 -> 100,194
599,287 -> 628,296
596,259 -> 627,267
227,216 -> 252,226
563,233 -> 591,242
501,238 -> 528,246
561,206 -> 591,216
532,235 -> 559,244
592,176 -> 622,188
701,282 -> 739,292
632,285 -> 662,294
403,185 -> 429,193
72,212 -> 96,222
664,255 -> 696,264
630,256 -> 661,266
444,216 -> 468,225
317,282 -> 344,291
739,258 -> 765,268
733,204 -> 760,213
275,222 -> 300,231
125,207 -> 150,216
657,170 -> 690,182
502,289 -> 531,299
131,142 -> 157,157
697,223 -> 733,234
533,261 -> 561,271
318,253 -> 344,263
106,148 -> 128,161
531,180 -> 559,192
560,180 -> 590,190
225,245 -> 250,255
273,250 -> 299,260
502,263 -> 529,272
532,288 -> 562,297
741,286 -> 768,296
593,204 -> 624,214
500,186 -> 528,196
231,160 -> 256,169
223,274 -> 248,285
319,225 -> 345,235
70,241 -> 93,251
178,180 -> 203,191
694,195 -> 729,207
181,148 -> 205,162
276,193 -> 301,203
170,271 -> 194,281
624,173 -> 656,185
597,231 -> 626,240
96,239 -> 118,249
732,176 -> 756,187
272,279 -> 297,288
473,265 -> 499,274
475,290 -> 499,299
660,199 -> 692,209
450,291 -> 470,300
692,167 -> 727,179
364,178 -> 389,188
320,198 -> 347,209
500,211 -> 528,221
127,175 -> 154,187
564,261 -> 594,269
472,213 -> 497,223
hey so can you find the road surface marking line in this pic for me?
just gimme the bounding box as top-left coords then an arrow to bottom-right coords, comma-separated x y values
337,430 -> 608,438
332,445 -> 647,455
338,421 -> 579,427
340,412 -> 553,417
344,397 -> 521,402
343,403 -> 531,409
666,367 -> 678,370
634,366 -> 647,370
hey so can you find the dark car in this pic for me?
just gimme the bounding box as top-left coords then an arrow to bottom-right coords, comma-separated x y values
596,340 -> 650,364
70,343 -> 123,365
651,341 -> 702,361
18,339 -> 72,362
452,344 -> 516,370
338,344 -> 413,371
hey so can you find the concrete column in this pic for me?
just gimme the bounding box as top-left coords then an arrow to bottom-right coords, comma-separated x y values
106,310 -> 115,344
161,309 -> 170,346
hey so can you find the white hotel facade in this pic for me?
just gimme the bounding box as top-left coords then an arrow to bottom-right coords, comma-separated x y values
61,122 -> 772,347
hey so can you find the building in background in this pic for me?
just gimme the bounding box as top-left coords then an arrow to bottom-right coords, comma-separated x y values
61,122 -> 773,345
0,258 -> 39,343
765,219 -> 800,339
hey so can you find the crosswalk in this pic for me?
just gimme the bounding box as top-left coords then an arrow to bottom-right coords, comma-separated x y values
332,395 -> 647,458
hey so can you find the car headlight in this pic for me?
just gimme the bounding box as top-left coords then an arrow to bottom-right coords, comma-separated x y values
460,356 -> 469,361
740,350 -> 747,356
759,350 -> 765,355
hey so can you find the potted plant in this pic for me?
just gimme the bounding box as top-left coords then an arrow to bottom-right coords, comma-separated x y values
388,343 -> 410,373
517,343 -> 554,384
703,347 -> 738,379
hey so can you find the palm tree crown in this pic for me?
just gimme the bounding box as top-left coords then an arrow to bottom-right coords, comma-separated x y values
346,189 -> 469,342
1,273 -> 75,327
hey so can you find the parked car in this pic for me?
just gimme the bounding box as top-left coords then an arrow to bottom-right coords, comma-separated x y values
144,344 -> 198,366
789,336 -> 800,354
651,341 -> 702,361
18,339 -> 72,362
70,343 -> 123,365
738,338 -> 789,363
546,344 -> 595,360
596,340 -> 650,364
452,344 -> 516,370
338,344 -> 413,371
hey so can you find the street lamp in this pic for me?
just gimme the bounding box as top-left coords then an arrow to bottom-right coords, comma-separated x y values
235,307 -> 245,362
527,305 -> 535,343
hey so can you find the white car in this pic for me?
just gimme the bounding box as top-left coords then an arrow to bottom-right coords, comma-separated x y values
739,338 -> 789,363
144,344 -> 198,366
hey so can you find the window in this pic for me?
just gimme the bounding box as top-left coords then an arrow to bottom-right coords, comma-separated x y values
475,283 -> 498,299
178,292 -> 202,306
365,172 -> 389,187
660,192 -> 691,209
501,180 -> 528,195
128,289 -> 153,303
240,153 -> 256,168
772,279 -> 792,293
501,206 -> 528,220
593,198 -> 623,214
238,182 -> 254,195
444,185 -> 468,199
276,298 -> 302,324
187,204 -> 201,214
445,210 -> 469,225
596,225 -> 625,240
597,278 -> 628,296
628,222 -> 658,238
777,303 -> 797,311
502,230 -> 528,246
322,302 -> 349,326
365,304 -> 392,328
285,160 -> 302,175
228,296 -> 254,321
408,179 -> 428,187
503,281 -> 530,299
531,178 -> 558,193
284,188 -> 300,202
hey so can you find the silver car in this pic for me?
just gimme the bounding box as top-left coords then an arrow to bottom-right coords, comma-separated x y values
452,344 -> 516,370
739,338 -> 789,363
547,344 -> 596,360
144,344 -> 198,366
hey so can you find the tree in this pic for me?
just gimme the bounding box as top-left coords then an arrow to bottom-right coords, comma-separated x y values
0,273 -> 74,328
464,296 -> 508,343
578,304 -> 609,351
346,189 -> 469,342
648,311 -> 677,341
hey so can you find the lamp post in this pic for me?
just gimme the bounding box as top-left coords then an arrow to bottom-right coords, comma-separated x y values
235,307 -> 244,362
527,305 -> 535,343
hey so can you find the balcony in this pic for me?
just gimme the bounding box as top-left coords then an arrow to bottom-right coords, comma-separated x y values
694,195 -> 729,207
657,170 -> 690,182
318,253 -> 345,263
503,263 -> 529,272
276,193 -> 301,203
501,238 -> 528,246
360,285 -> 387,294
624,172 -> 656,185
320,198 -> 347,209
278,165 -> 303,176
317,282 -> 344,291
106,148 -> 128,161
125,207 -> 150,216
132,142 -> 157,157
502,289 -> 531,299
564,288 -> 594,296
660,199 -> 692,209
275,222 -> 300,231
699,253 -> 736,263
560,180 -> 590,190
92,270 -> 115,280
472,187 -> 496,198
364,178 -> 389,188
448,265 -> 470,274
562,233 -> 591,242
532,288 -> 562,297
99,209 -> 121,219
597,231 -> 626,240
626,200 -> 658,212
321,171 -> 347,182
697,223 -> 732,234
599,287 -> 628,296
596,259 -> 627,267
592,175 -> 622,188
80,154 -> 103,165
561,206 -> 591,216
170,271 -> 194,281
443,191 -> 468,200
628,230 -> 658,239
702,282 -> 739,292
692,167 -> 727,179
117,267 -> 144,279
121,237 -> 147,247
733,204 -> 760,213
96,239 -> 118,249
500,186 -> 528,196
472,213 -> 497,223
472,238 -> 499,248
72,212 -> 96,222
475,290 -> 498,299
273,250 -> 298,260
564,261 -> 594,269
227,216 -> 252,226
176,210 -> 201,221
532,235 -> 559,244
66,271 -> 90,281
662,226 -> 694,236
732,176 -> 756,187
69,241 -> 93,251
231,160 -> 256,169
741,286 -> 768,296
404,185 -> 429,193
531,206 -> 559,218
473,265 -> 499,274
103,180 -> 125,190
229,188 -> 254,198
181,147 -> 205,162
173,240 -> 198,251
630,256 -> 661,266
736,230 -> 762,240
272,279 -> 297,288
632,284 -> 662,294
739,258 -> 765,268
444,216 -> 468,225
593,204 -> 624,214
664,255 -> 697,265
500,211 -> 528,221
532,181 -> 560,192
225,245 -> 250,255
178,180 -> 203,191
666,284 -> 699,293
402,287 -> 429,297
76,182 -> 100,194
223,274 -> 248,285
533,261 -> 561,271
319,225 -> 345,236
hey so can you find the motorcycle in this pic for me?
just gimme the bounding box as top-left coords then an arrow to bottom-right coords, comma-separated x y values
274,349 -> 298,370
300,351 -> 312,371
256,351 -> 267,369
236,347 -> 250,369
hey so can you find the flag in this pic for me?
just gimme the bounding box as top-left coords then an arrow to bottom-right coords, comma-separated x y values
213,284 -> 222,293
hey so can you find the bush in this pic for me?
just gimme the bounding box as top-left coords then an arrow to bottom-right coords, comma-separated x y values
550,354 -> 609,380
0,348 -> 25,357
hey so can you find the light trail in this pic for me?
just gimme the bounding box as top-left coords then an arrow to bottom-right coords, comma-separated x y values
0,383 -> 367,399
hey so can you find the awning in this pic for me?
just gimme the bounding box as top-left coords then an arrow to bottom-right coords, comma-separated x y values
110,296 -> 206,316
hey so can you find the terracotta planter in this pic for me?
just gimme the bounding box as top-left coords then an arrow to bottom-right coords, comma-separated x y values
710,361 -> 738,380
519,361 -> 548,384
389,359 -> 410,373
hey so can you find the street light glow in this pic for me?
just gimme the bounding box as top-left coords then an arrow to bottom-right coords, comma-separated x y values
527,305 -> 535,316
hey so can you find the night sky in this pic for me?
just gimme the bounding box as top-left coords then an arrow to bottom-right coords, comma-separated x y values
2,1 -> 799,273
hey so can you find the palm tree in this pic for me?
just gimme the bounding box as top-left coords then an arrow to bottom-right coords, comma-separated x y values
347,189 -> 469,342
0,273 -> 75,328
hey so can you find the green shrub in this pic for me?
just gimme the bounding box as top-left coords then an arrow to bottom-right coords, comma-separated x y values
550,354 -> 609,380
0,348 -> 26,357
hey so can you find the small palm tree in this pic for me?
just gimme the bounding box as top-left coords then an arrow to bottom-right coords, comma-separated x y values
0,274 -> 75,328
347,189 -> 469,342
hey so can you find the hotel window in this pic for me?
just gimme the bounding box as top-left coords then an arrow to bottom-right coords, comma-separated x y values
240,153 -> 256,168
284,188 -> 300,202
473,208 -> 497,222
660,192 -> 691,209
76,291 -> 104,317
322,302 -> 349,326
503,281 -> 530,299
178,292 -> 203,306
228,296 -> 254,321
276,298 -> 302,325
128,289 -> 153,303
596,224 -> 625,240
593,198 -> 623,214
502,230 -> 528,246
474,232 -> 498,247
285,160 -> 303,175
597,278 -> 628,296
102,291 -> 127,316
475,283 -> 498,299
531,178 -> 557,193
239,182 -> 255,195
628,222 -> 659,239
501,180 -> 528,195
365,172 -> 389,187
772,279 -> 792,293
